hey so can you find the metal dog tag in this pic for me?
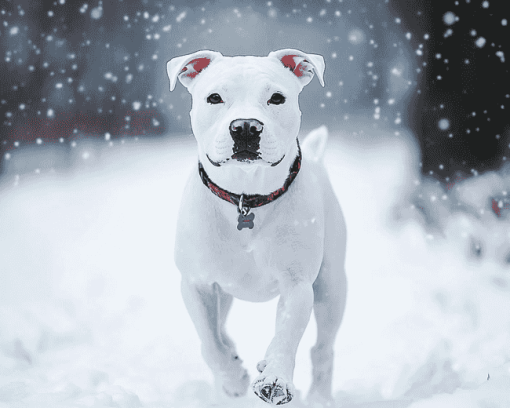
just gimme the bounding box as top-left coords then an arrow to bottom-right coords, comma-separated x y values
237,212 -> 255,230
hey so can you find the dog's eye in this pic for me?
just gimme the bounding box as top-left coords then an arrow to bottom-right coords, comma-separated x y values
268,93 -> 285,105
207,93 -> 223,104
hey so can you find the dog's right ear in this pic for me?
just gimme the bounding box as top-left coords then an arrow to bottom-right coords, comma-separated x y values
166,50 -> 223,91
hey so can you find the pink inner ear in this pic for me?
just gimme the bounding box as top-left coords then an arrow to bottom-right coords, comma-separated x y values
280,55 -> 308,78
179,57 -> 212,79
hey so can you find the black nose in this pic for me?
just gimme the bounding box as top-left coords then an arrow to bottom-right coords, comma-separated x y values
230,119 -> 264,160
229,119 -> 264,139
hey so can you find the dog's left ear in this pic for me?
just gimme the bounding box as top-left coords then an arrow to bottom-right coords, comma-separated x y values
167,50 -> 223,91
268,49 -> 325,88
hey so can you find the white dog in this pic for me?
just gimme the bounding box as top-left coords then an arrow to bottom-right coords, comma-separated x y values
167,49 -> 347,405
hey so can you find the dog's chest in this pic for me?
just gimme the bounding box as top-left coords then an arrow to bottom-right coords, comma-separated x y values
182,227 -> 281,301
175,200 -> 286,301
174,165 -> 325,301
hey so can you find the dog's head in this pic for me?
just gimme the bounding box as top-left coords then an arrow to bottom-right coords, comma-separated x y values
167,49 -> 324,168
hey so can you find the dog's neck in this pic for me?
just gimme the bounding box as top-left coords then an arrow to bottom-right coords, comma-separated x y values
197,141 -> 300,196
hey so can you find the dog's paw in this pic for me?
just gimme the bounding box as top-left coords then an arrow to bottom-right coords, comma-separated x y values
306,389 -> 335,407
218,367 -> 250,398
252,373 -> 294,405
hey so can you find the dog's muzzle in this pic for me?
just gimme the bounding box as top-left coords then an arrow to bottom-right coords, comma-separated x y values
230,119 -> 264,161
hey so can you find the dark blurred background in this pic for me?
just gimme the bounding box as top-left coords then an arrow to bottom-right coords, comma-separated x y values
0,0 -> 508,182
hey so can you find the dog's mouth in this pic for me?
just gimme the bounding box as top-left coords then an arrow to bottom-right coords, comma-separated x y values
231,150 -> 260,162
206,152 -> 285,167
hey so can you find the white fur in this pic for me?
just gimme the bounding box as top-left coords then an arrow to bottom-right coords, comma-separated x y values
301,125 -> 328,163
167,49 -> 347,405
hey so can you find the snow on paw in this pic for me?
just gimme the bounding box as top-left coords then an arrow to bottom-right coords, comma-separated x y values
252,374 -> 294,405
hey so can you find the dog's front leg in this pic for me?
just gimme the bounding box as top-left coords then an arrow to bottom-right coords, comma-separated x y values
252,280 -> 314,405
180,278 -> 249,397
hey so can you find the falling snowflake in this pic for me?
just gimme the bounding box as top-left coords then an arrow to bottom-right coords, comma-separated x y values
438,118 -> 450,130
90,6 -> 103,19
443,12 -> 456,25
176,11 -> 186,23
475,37 -> 486,48
348,29 -> 365,45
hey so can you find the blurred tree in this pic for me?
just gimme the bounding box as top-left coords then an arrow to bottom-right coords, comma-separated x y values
390,0 -> 510,181
1,0 -> 508,182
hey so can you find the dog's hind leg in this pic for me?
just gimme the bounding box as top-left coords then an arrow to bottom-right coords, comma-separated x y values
180,279 -> 249,398
309,262 -> 347,402
308,199 -> 347,403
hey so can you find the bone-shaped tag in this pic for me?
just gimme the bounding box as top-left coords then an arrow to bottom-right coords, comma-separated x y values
237,212 -> 255,230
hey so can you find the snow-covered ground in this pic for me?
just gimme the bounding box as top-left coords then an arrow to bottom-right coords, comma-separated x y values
1,124 -> 510,407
